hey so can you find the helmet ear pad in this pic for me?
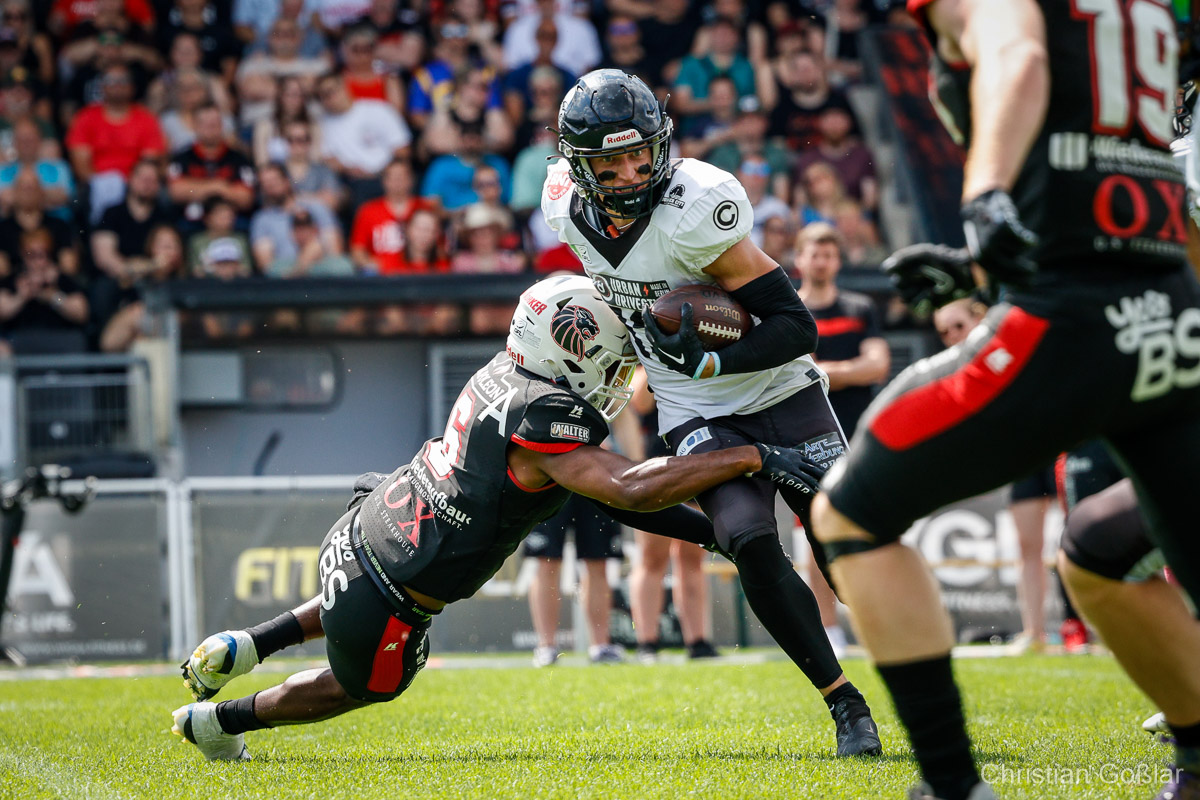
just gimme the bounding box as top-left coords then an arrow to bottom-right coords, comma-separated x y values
506,275 -> 639,421
556,69 -> 674,220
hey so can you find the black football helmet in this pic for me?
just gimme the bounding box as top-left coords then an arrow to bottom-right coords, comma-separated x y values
556,69 -> 674,220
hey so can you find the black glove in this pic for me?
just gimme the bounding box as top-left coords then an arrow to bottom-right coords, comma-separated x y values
882,243 -> 975,319
961,189 -> 1038,287
348,471 -> 388,511
643,303 -> 709,379
749,443 -> 827,496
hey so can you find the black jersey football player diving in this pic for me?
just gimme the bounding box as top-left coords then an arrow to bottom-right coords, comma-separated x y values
170,274 -> 834,761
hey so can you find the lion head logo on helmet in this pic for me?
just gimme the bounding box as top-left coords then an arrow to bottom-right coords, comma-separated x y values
550,304 -> 601,360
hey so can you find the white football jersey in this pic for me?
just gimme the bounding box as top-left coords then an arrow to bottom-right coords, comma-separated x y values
542,157 -> 823,433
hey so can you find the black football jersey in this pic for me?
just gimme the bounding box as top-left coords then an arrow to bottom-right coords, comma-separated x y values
914,0 -> 1188,275
357,353 -> 609,603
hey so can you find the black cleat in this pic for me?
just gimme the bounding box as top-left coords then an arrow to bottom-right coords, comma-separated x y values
686,639 -> 720,659
830,695 -> 883,757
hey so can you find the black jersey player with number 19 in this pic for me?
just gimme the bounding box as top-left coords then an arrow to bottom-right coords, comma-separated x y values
810,1 -> 1200,799
168,275 -> 832,762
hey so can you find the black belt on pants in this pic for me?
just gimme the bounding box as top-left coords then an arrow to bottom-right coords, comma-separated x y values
349,511 -> 437,623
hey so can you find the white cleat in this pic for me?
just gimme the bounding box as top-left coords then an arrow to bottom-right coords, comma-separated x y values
182,630 -> 259,701
171,702 -> 251,761
532,646 -> 559,668
1144,712 -> 1170,735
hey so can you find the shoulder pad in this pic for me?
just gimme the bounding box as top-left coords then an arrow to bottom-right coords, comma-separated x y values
541,158 -> 576,234
511,391 -> 608,453
668,160 -> 753,271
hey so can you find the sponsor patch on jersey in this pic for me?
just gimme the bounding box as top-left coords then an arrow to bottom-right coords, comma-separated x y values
676,426 -> 712,456
570,243 -> 592,264
800,432 -> 846,471
592,274 -> 671,310
713,199 -> 739,230
550,422 -> 591,442
546,168 -> 574,201
602,128 -> 643,148
662,183 -> 686,209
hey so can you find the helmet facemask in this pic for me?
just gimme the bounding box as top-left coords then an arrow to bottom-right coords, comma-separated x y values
561,118 -> 673,220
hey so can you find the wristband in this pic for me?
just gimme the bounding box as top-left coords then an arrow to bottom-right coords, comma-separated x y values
691,352 -> 711,380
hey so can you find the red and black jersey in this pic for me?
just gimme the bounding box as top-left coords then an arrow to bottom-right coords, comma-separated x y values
167,143 -> 256,219
811,290 -> 883,437
358,353 -> 609,603
911,0 -> 1187,275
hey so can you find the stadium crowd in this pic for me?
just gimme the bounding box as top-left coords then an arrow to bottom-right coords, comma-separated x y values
0,0 -> 909,352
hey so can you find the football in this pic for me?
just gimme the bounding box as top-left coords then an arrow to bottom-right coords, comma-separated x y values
648,284 -> 753,350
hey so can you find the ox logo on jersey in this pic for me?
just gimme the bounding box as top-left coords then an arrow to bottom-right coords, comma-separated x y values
603,128 -> 642,147
550,304 -> 600,359
713,200 -> 739,231
662,183 -> 686,209
550,422 -> 591,443
546,168 -> 574,201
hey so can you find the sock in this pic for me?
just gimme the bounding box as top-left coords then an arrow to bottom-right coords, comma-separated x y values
735,535 -> 843,689
215,692 -> 270,735
824,682 -> 868,720
246,611 -> 304,661
1171,722 -> 1200,772
877,656 -> 979,800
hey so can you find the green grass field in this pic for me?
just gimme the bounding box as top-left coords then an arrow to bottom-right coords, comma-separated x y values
0,653 -> 1174,799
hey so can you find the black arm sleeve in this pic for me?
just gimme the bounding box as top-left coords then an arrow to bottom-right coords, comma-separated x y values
586,497 -> 716,549
716,266 -> 818,375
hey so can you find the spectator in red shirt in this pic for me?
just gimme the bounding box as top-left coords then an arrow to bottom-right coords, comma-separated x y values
65,62 -> 166,224
340,24 -> 403,108
48,0 -> 155,44
349,158 -> 435,275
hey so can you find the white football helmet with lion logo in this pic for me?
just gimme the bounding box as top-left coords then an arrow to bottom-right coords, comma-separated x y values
507,275 -> 638,420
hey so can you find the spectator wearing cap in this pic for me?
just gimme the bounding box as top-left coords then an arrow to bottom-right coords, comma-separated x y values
235,17 -> 330,129
156,0 -> 243,87
419,117 -> 511,213
0,0 -> 53,88
671,16 -> 756,122
167,103 -> 256,231
65,62 -> 166,224
501,19 -> 573,133
316,71 -> 412,209
349,157 -> 436,275
0,227 -> 89,352
60,29 -> 151,129
452,202 -> 524,275
793,104 -> 878,213
407,19 -> 500,132
196,235 -> 255,339
262,206 -> 354,278
187,198 -> 253,276
678,75 -> 742,160
99,224 -> 186,352
0,116 -> 74,220
603,16 -> 652,83
739,155 -> 792,248
91,159 -> 173,328
703,96 -> 791,190
502,0 -> 599,79
250,162 -> 342,273
421,66 -> 513,159
339,25 -> 403,107
0,167 -> 80,278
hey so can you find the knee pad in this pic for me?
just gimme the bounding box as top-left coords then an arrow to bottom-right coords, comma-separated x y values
1061,480 -> 1153,582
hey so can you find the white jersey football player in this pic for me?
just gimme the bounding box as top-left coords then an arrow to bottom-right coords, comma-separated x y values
541,68 -> 883,758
